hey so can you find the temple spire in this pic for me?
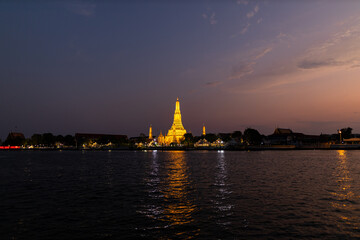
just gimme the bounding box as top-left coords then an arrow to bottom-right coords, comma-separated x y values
175,97 -> 180,114
149,124 -> 153,140
165,98 -> 187,144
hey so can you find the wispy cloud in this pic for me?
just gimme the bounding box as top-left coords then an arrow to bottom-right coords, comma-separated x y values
228,47 -> 272,80
68,3 -> 96,17
202,11 -> 217,25
205,81 -> 223,87
237,0 -> 248,5
224,15 -> 360,97
277,32 -> 287,39
240,23 -> 250,34
229,61 -> 255,80
246,12 -> 254,18
210,13 -> 217,25
247,4 -> 259,19
229,23 -> 250,38
351,64 -> 360,68
254,47 -> 272,60
297,58 -> 351,69
204,54 -> 263,88
237,16 -> 360,92
205,47 -> 272,87
298,17 -> 360,70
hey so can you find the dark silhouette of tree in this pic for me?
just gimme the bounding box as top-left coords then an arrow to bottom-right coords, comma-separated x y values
204,133 -> 217,143
182,133 -> 195,147
193,136 -> 202,143
42,133 -> 55,146
56,135 -> 65,144
231,131 -> 242,140
340,127 -> 353,140
218,133 -> 231,142
138,133 -> 147,143
243,128 -> 262,145
31,134 -> 42,145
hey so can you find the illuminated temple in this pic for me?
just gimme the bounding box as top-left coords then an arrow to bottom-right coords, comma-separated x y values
157,98 -> 187,145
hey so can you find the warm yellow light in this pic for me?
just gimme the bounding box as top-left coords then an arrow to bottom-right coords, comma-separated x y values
162,151 -> 195,226
164,98 -> 187,144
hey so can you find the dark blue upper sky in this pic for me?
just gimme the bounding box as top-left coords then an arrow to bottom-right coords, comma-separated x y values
2,0 -> 360,139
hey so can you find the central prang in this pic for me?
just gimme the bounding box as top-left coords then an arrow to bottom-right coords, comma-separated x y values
159,98 -> 187,145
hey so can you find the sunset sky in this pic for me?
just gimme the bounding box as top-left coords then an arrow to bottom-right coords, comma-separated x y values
1,0 -> 360,139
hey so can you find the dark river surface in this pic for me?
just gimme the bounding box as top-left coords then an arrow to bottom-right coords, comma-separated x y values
1,150 -> 360,239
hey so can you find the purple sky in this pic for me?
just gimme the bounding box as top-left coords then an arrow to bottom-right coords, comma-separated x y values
1,0 -> 360,140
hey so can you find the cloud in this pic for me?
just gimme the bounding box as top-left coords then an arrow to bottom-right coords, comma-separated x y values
237,0 -> 248,5
229,23 -> 249,38
297,17 -> 360,70
277,32 -> 287,39
247,4 -> 259,19
228,61 -> 255,80
254,47 -> 272,60
226,17 -> 360,94
297,58 -> 347,69
205,81 -> 223,87
240,23 -> 250,34
228,47 -> 272,80
232,4 -> 261,38
209,13 -> 217,25
202,11 -> 217,25
68,3 -> 96,16
246,12 -> 254,18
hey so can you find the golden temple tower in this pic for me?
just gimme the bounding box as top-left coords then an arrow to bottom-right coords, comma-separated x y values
165,98 -> 187,144
149,124 -> 153,140
158,131 -> 165,145
202,124 -> 206,136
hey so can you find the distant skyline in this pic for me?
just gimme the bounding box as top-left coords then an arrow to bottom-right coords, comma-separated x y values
1,0 -> 360,140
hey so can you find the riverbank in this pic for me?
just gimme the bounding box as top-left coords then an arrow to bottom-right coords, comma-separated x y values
1,145 -> 360,151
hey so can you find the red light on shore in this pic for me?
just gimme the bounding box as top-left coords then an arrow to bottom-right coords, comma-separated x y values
0,146 -> 20,149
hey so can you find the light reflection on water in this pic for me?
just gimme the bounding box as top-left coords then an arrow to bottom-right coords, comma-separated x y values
213,150 -> 234,227
332,150 -> 360,232
140,150 -> 162,220
162,151 -> 196,226
6,151 -> 360,239
140,151 -> 198,238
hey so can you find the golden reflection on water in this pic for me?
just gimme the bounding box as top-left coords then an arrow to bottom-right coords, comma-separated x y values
331,150 -> 360,230
141,151 -> 198,238
332,150 -> 354,207
162,151 -> 196,227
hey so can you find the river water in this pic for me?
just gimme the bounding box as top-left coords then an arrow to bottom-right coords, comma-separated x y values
1,150 -> 360,239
